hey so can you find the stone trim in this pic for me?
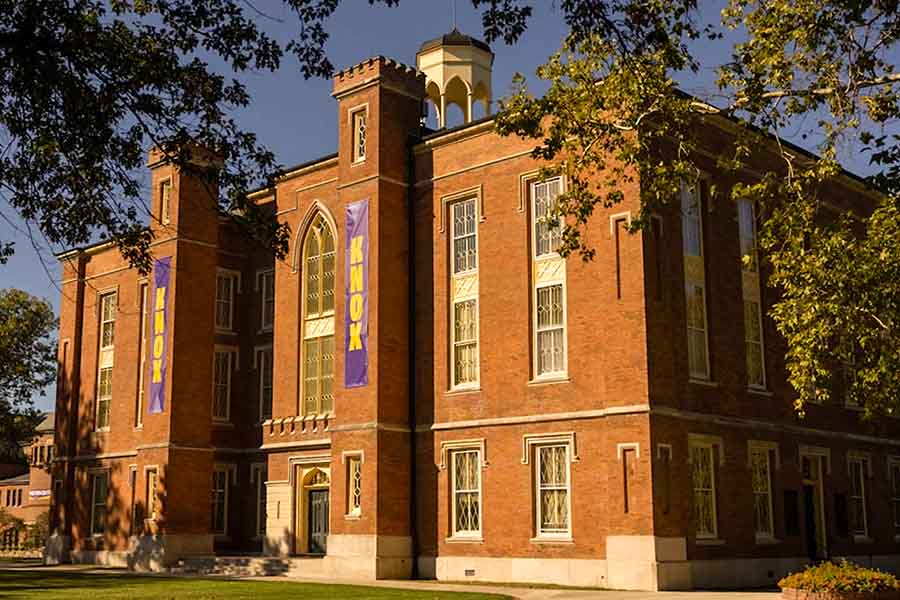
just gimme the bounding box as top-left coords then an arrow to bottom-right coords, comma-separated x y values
521,432 -> 578,464
423,404 -> 650,431
438,438 -> 487,470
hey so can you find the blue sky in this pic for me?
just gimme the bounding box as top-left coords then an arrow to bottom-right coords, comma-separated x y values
0,1 -> 880,412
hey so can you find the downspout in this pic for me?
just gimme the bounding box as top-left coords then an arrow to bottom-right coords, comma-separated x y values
407,132 -> 419,579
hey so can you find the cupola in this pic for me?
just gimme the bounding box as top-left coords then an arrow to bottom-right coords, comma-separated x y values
416,28 -> 494,128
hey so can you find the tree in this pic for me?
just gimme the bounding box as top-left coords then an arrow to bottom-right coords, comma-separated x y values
494,1 -> 900,417
0,289 -> 56,461
3,1 -> 900,416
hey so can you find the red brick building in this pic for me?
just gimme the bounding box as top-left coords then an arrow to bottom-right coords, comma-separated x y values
45,32 -> 900,589
0,413 -> 55,548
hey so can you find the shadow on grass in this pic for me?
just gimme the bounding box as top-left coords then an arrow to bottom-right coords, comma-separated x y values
0,569 -> 512,600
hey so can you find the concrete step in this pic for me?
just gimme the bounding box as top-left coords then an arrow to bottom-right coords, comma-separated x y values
178,555 -> 292,577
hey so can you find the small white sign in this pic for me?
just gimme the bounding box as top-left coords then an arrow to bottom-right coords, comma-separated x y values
29,489 -> 50,498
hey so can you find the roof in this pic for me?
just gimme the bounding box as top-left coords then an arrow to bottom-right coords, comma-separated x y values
0,473 -> 29,486
36,412 -> 54,434
419,27 -> 492,54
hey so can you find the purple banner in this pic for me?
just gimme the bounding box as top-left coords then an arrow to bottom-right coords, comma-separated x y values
345,199 -> 369,388
148,256 -> 171,414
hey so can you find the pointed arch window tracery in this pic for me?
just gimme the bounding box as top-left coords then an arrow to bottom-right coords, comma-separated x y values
301,213 -> 336,416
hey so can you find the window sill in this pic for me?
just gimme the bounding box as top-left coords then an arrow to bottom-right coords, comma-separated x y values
93,428 -> 110,435
257,327 -> 273,335
528,376 -> 570,387
446,536 -> 484,544
853,535 -> 874,544
689,378 -> 718,388
530,535 -> 574,545
747,386 -> 772,397
215,328 -> 237,335
351,158 -> 366,167
755,535 -> 780,545
446,386 -> 481,396
344,513 -> 362,521
695,537 -> 726,546
211,420 -> 234,428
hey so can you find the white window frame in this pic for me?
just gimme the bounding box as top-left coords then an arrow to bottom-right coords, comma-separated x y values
448,196 -> 480,390
90,470 -> 109,536
251,463 -> 267,538
301,213 -> 336,416
96,291 -> 117,431
533,282 -> 568,379
211,465 -> 231,536
256,269 -> 275,332
254,345 -> 273,422
451,197 -> 478,276
145,466 -> 159,520
159,178 -> 172,225
215,269 -> 240,332
346,455 -> 363,518
749,445 -> 775,539
690,441 -> 718,539
682,181 -> 711,382
136,282 -> 148,428
848,454 -> 870,539
449,448 -> 482,539
349,105 -> 368,164
531,177 -> 564,260
212,347 -> 237,422
533,443 -> 572,540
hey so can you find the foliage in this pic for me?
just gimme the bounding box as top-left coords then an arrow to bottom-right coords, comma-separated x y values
779,560 -> 900,593
495,1 -> 900,416
23,512 -> 49,550
0,289 -> 55,460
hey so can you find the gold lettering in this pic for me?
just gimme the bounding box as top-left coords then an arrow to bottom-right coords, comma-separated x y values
155,287 -> 165,309
153,335 -> 164,359
152,359 -> 162,383
350,294 -> 363,321
350,264 -> 363,293
349,322 -> 362,351
350,235 -> 363,264
154,309 -> 164,333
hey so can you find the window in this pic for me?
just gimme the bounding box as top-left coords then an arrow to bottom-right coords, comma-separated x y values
136,283 -> 148,427
47,445 -> 53,463
848,456 -> 868,537
750,447 -> 774,538
347,456 -> 362,517
251,464 -> 267,537
535,445 -> 570,537
146,468 -> 159,519
351,108 -> 367,163
96,292 -> 117,430
737,199 -> 766,388
257,347 -> 273,422
451,450 -> 481,537
215,272 -> 237,331
159,179 -> 172,225
38,446 -> 45,464
302,214 -> 336,416
691,443 -> 717,538
212,350 -> 234,421
90,472 -> 108,535
258,270 -> 275,331
211,467 -> 229,535
449,197 -> 480,388
535,284 -> 566,376
890,460 -> 900,534
533,178 -> 563,258
682,183 -> 710,380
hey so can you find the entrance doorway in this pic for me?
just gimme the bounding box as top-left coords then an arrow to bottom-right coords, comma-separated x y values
308,489 -> 329,554
292,465 -> 330,555
801,454 -> 827,560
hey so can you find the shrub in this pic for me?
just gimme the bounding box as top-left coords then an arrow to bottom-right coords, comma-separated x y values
779,560 -> 900,593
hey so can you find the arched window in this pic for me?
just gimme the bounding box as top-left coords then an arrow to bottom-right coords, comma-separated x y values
301,214 -> 336,415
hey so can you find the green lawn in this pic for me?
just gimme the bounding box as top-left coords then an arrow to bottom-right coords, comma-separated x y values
0,570 -> 510,600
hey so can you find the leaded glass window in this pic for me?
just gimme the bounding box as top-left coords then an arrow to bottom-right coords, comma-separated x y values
215,273 -> 236,331
453,300 -> 479,386
212,350 -> 232,420
211,468 -> 228,535
849,457 -> 868,536
537,445 -> 569,535
686,282 -> 709,379
452,450 -> 481,536
352,109 -> 367,162
259,270 -> 275,330
258,347 -> 273,421
536,284 -> 565,376
681,184 -> 702,257
302,214 -> 336,416
452,199 -> 477,274
96,292 -> 116,430
348,457 -> 362,516
533,178 -> 563,258
891,462 -> 900,533
750,448 -> 773,537
737,198 -> 757,272
90,472 -> 108,535
691,444 -> 717,538
160,179 -> 172,225
744,300 -> 764,387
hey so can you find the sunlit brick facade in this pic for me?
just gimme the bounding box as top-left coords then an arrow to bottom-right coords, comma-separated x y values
46,31 -> 900,590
